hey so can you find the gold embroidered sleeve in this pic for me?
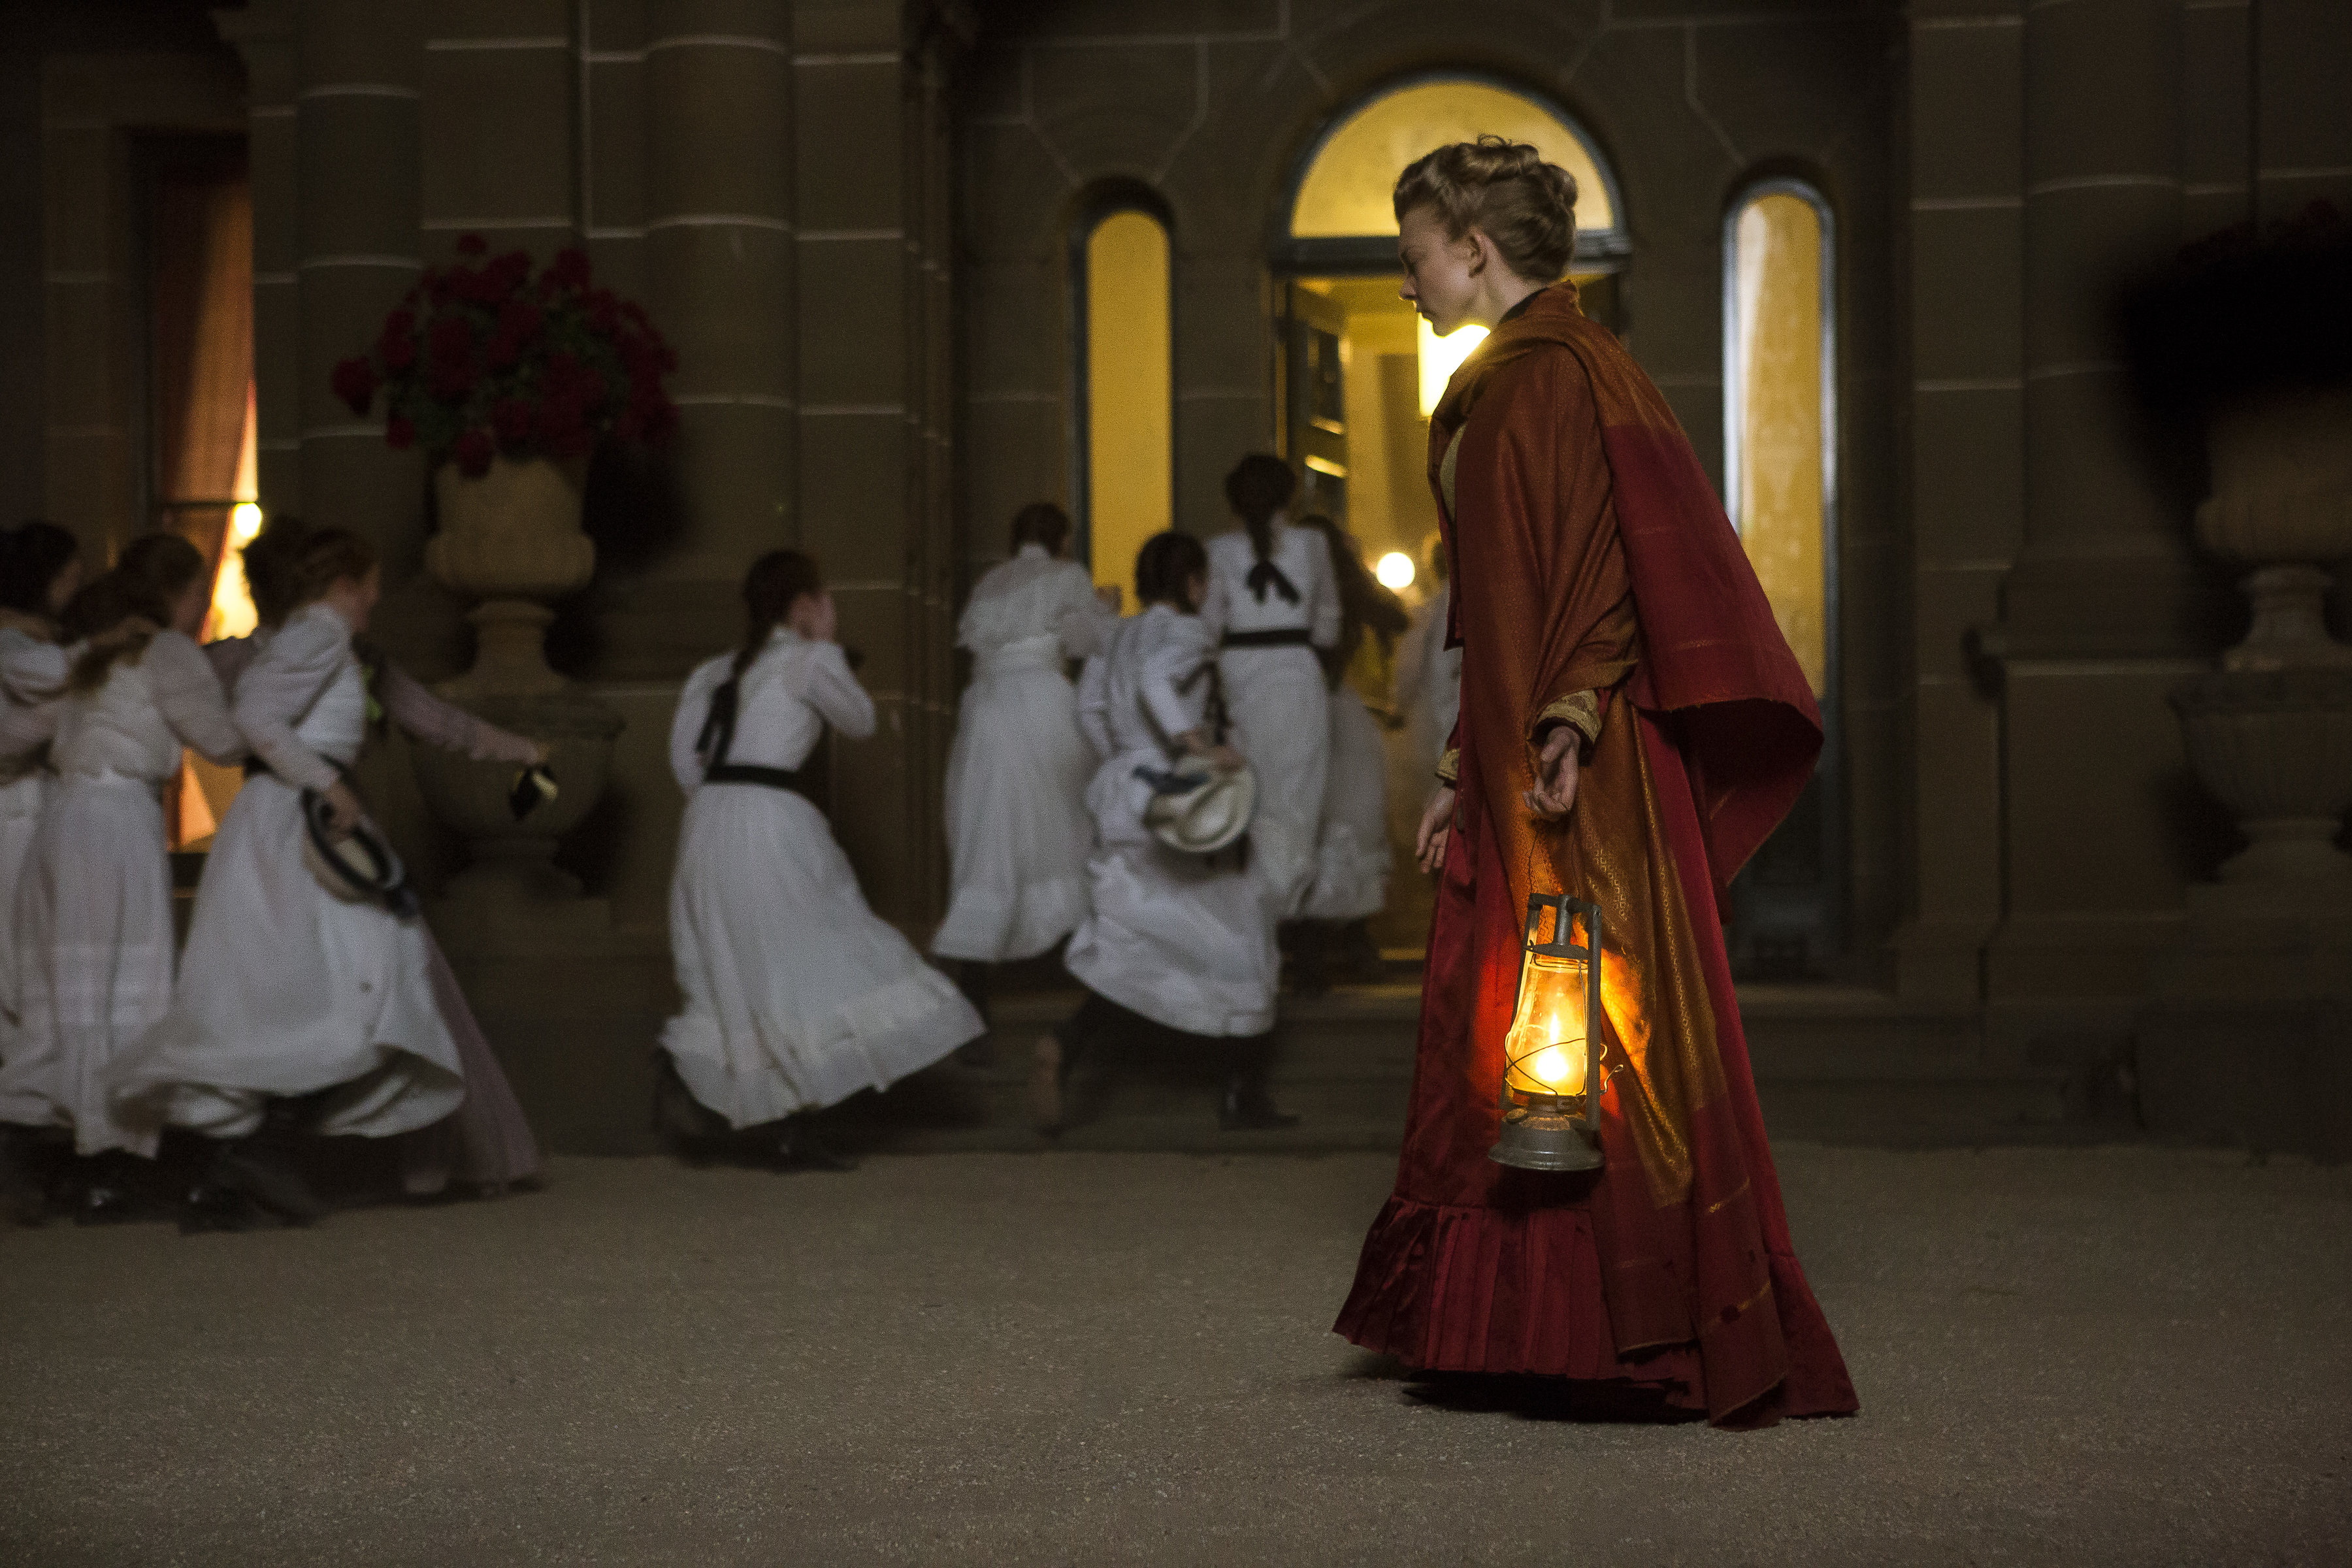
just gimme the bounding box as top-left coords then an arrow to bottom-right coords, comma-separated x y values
1435,747 -> 1460,786
1533,691 -> 1602,749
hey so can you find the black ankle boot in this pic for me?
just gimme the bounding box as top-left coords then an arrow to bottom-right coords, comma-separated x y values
764,1115 -> 857,1173
71,1152 -> 155,1226
0,1125 -> 61,1226
182,1133 -> 328,1231
652,1053 -> 730,1161
1218,1075 -> 1301,1132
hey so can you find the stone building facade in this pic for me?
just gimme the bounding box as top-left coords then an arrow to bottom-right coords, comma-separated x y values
1,0 -> 2345,1151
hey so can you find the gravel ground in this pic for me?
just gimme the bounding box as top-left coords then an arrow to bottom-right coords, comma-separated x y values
2,1144 -> 2347,1566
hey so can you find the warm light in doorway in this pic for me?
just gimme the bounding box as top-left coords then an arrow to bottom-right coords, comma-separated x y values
1375,551 -> 1416,591
1418,318 -> 1488,416
204,385 -> 263,642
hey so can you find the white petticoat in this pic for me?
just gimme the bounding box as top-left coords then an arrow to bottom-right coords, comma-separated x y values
1062,747 -> 1279,1038
0,770 -> 48,1023
932,638 -> 1092,962
0,777 -> 173,1156
662,781 -> 982,1128
1217,644 -> 1329,919
109,774 -> 465,1141
1303,684 -> 1393,921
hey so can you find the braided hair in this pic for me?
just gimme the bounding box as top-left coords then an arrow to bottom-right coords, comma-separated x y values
1223,454 -> 1296,574
1392,135 -> 1580,283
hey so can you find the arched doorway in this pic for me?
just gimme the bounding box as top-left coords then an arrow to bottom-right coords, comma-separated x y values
1273,76 -> 1629,563
1273,76 -> 1629,954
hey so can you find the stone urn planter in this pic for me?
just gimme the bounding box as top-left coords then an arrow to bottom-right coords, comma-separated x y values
2193,388 -> 2352,672
2172,388 -> 2352,890
411,453 -> 625,902
2173,671 -> 2352,884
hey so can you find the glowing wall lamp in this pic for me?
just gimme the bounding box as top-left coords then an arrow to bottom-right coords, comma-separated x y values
1489,890 -> 1605,1171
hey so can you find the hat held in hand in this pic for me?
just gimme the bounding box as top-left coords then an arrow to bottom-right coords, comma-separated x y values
300,788 -> 419,920
1137,761 -> 1256,857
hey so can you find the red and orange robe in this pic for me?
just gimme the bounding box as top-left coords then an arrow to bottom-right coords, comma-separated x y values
1334,282 -> 1857,1427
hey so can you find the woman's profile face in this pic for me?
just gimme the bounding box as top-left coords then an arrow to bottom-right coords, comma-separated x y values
1397,204 -> 1483,336
44,555 -> 82,618
1182,570 -> 1207,614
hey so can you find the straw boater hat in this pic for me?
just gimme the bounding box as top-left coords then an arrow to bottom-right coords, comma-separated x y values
300,789 -> 419,919
1141,760 -> 1257,857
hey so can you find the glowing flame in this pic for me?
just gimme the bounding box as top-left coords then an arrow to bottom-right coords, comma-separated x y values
1374,551 -> 1416,591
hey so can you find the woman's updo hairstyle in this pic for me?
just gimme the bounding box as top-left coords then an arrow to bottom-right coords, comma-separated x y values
241,514 -> 312,628
287,527 -> 378,610
1134,530 -> 1208,610
63,574 -> 156,694
113,532 -> 207,623
1009,501 -> 1072,557
0,520 -> 80,615
736,547 -> 824,679
1392,135 -> 1579,284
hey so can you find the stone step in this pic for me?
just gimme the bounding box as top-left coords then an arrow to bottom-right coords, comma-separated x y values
809,981 -> 2094,1156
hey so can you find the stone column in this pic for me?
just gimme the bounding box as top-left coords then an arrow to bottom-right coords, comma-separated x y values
794,0 -> 921,923
419,4 -> 580,266
293,0 -> 427,653
611,0 -> 795,674
1981,0 -> 2200,1014
1892,1 -> 2026,1004
2253,0 -> 2352,223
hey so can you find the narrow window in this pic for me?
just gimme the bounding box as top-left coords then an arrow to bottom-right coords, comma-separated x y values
1725,183 -> 1834,699
1080,208 -> 1172,599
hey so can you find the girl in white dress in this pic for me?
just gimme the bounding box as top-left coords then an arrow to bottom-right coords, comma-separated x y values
933,502 -> 1110,988
1200,455 -> 1341,926
659,549 -> 983,1168
0,536 -> 245,1220
1041,531 -> 1292,1134
0,521 -> 81,1030
201,515 -> 547,1201
1295,514 -> 1411,987
112,528 -> 472,1227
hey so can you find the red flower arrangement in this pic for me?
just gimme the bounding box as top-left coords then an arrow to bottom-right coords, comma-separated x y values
333,235 -> 678,478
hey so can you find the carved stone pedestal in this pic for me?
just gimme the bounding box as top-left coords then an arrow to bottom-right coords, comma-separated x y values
410,455 -> 625,904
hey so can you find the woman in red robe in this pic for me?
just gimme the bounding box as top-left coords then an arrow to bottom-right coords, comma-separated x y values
1333,138 -> 1858,1428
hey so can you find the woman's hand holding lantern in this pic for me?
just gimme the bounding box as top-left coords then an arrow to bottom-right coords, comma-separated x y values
1523,727 -> 1581,819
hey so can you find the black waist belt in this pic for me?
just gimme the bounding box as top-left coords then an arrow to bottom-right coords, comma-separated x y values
704,762 -> 819,802
243,757 -> 353,783
1220,629 -> 1312,649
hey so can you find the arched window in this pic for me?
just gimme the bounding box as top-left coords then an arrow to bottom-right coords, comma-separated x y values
1274,76 -> 1625,567
1723,178 -> 1840,976
1724,180 -> 1835,698
1074,204 -> 1172,600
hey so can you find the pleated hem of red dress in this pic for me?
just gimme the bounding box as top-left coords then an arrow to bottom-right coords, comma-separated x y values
1333,1195 -> 1859,1428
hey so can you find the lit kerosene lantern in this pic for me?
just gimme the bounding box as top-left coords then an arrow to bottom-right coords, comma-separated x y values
1488,890 -> 1606,1172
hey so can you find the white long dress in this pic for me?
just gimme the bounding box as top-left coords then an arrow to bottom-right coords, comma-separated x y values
1200,517 -> 1341,918
1302,681 -> 1392,921
110,604 -> 465,1143
1396,579 -> 1462,787
661,628 -> 983,1127
0,632 -> 245,1156
1063,605 -> 1279,1037
0,615 -> 67,1025
932,544 -> 1107,962
201,633 -> 546,1193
